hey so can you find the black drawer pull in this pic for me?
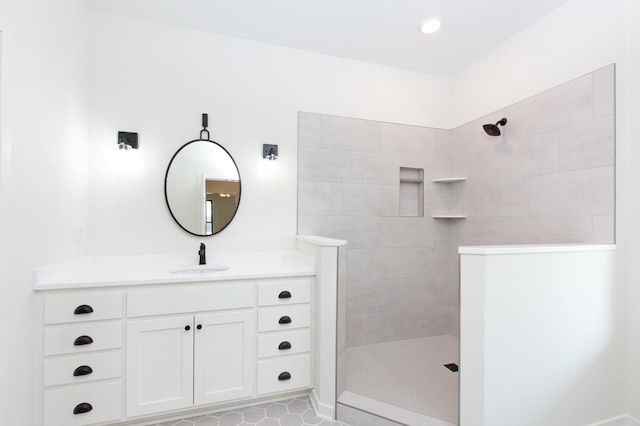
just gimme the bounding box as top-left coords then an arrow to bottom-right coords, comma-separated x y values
73,335 -> 93,346
278,316 -> 292,324
185,325 -> 191,331
73,402 -> 93,415
73,365 -> 93,376
278,371 -> 291,381
73,305 -> 93,315
278,341 -> 292,350
196,324 -> 202,330
278,290 -> 292,299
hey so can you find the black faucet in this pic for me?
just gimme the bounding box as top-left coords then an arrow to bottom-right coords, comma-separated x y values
198,243 -> 206,265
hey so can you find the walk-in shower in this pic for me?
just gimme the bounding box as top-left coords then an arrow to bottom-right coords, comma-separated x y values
296,62 -> 615,426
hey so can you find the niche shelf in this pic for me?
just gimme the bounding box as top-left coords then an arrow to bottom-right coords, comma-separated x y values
399,167 -> 424,217
432,177 -> 466,183
432,176 -> 467,219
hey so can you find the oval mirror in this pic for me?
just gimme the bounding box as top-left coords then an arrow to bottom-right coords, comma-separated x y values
164,137 -> 241,236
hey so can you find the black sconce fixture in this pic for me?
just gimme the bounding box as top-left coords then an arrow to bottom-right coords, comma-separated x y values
118,131 -> 139,150
263,144 -> 278,161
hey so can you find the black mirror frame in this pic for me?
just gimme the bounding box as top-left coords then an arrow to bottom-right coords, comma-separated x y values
164,138 -> 242,237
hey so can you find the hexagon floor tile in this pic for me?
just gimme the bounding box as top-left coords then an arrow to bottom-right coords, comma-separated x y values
149,397 -> 350,426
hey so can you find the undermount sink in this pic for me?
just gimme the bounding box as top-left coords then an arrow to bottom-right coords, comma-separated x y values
168,265 -> 229,274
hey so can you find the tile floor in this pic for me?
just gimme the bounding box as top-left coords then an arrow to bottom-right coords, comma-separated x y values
344,334 -> 459,425
148,397 -> 351,426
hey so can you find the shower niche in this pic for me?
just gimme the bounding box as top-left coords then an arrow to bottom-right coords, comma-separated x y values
399,167 -> 424,217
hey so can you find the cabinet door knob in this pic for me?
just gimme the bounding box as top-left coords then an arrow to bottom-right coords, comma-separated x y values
73,335 -> 93,346
196,324 -> 202,330
278,290 -> 292,299
73,365 -> 93,377
73,305 -> 93,315
73,402 -> 93,415
278,341 -> 292,350
278,316 -> 292,324
278,372 -> 292,381
185,325 -> 191,331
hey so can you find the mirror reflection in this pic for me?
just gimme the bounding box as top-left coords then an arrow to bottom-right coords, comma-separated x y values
165,139 -> 241,236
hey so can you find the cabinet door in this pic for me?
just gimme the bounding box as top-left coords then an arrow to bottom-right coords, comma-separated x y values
194,310 -> 255,405
126,315 -> 194,417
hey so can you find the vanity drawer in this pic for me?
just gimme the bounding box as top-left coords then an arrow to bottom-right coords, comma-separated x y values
258,305 -> 311,332
257,354 -> 311,395
258,278 -> 312,306
44,292 -> 123,325
43,381 -> 122,426
258,329 -> 311,358
44,351 -> 122,387
44,322 -> 122,356
127,282 -> 255,317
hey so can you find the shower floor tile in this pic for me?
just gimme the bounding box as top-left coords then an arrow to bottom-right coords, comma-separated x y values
344,334 -> 459,424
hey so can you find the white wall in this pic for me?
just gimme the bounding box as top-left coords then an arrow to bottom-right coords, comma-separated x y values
615,0 -> 640,420
0,1 -> 91,425
86,11 -> 452,256
451,0 -> 617,128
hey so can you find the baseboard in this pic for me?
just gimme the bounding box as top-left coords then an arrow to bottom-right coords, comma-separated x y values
309,389 -> 335,420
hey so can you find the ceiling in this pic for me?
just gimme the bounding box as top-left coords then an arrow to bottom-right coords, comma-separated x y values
85,0 -> 568,76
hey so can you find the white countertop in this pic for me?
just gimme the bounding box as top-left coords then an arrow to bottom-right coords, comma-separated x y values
33,250 -> 316,290
459,244 -> 616,255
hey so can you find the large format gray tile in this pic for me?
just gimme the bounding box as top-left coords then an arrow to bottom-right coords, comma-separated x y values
558,115 -> 615,172
528,166 -> 614,216
592,64 -> 615,118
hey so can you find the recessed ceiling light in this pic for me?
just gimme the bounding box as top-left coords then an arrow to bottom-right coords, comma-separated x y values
420,18 -> 442,35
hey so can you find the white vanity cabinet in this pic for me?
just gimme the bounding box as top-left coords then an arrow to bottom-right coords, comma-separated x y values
256,278 -> 312,395
41,291 -> 124,426
34,244 -> 343,424
125,282 -> 256,418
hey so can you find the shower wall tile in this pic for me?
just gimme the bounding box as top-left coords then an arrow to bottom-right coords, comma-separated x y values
593,64 -> 615,118
456,217 -> 506,246
298,146 -> 362,183
455,179 -> 529,217
428,183 -> 454,217
298,112 -> 324,147
297,215 -> 322,238
479,131 -> 559,182
505,73 -> 593,141
593,216 -> 615,244
326,116 -> 383,153
346,278 -> 452,316
449,306 -> 460,338
558,116 -> 615,171
379,123 -> 448,158
340,183 -> 398,216
362,217 -> 434,248
502,216 -> 594,244
359,247 -> 431,281
528,166 -> 614,216
346,248 -> 362,283
298,181 -> 344,216
346,306 -> 451,347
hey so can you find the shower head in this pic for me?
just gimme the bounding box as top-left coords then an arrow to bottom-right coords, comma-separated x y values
483,118 -> 508,136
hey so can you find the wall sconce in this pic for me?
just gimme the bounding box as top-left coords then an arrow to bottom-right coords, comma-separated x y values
118,131 -> 139,150
262,144 -> 278,161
